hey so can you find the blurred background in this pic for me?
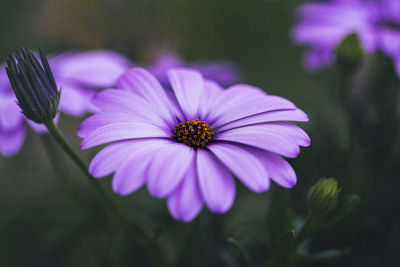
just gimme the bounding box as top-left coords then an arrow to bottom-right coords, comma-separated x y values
1,0 -> 399,266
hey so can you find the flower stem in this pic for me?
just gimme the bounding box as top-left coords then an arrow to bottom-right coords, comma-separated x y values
44,120 -> 160,266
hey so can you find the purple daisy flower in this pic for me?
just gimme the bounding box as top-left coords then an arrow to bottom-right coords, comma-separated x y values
78,67 -> 309,222
148,52 -> 241,87
293,0 -> 400,75
0,50 -> 132,156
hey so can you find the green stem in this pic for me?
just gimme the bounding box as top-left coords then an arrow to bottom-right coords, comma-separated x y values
44,120 -> 159,266
291,212 -> 318,251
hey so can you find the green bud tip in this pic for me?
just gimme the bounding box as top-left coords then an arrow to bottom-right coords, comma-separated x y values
308,177 -> 341,214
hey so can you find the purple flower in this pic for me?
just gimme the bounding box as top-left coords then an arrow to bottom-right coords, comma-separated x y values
148,52 -> 241,87
78,67 -> 309,222
0,50 -> 131,156
292,0 -> 400,75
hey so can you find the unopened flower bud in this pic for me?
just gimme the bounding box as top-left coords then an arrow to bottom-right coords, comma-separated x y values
308,177 -> 340,214
6,47 -> 60,124
336,33 -> 364,68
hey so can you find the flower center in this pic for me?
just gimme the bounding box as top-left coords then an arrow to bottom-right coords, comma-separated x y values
173,119 -> 214,149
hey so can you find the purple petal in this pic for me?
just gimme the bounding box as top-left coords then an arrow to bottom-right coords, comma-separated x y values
58,85 -> 94,116
245,147 -> 297,188
88,139 -> 168,178
81,122 -> 169,149
208,143 -> 270,193
77,112 -> 166,138
148,52 -> 184,85
222,123 -> 310,147
198,80 -> 224,118
216,124 -> 300,158
116,68 -> 175,123
304,48 -> 335,70
379,28 -> 400,56
208,87 -> 297,126
168,68 -> 205,120
50,50 -> 131,88
167,165 -> 203,222
216,108 -> 309,132
147,143 -> 194,198
91,89 -> 170,129
0,93 -> 24,131
0,126 -> 26,156
190,61 -> 241,86
112,140 -> 169,195
196,149 -> 235,213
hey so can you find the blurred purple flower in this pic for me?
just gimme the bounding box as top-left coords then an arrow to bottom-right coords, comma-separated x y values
148,52 -> 241,87
78,67 -> 309,222
292,0 -> 400,75
0,50 -> 132,156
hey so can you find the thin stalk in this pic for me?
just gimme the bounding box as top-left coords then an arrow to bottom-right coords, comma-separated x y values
44,120 -> 160,266
291,212 -> 318,252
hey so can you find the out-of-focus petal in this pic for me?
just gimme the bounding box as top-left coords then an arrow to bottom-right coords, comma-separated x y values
50,50 -> 131,88
0,126 -> 26,156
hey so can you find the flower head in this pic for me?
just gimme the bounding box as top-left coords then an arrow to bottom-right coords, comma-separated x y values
292,0 -> 400,75
78,67 -> 310,222
6,48 -> 60,124
0,49 -> 131,156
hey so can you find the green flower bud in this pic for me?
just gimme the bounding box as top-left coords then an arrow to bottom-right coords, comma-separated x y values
336,32 -> 364,68
308,177 -> 341,214
6,47 -> 60,124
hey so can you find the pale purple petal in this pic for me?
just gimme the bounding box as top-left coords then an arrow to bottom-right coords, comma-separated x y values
190,61 -> 241,86
88,139 -> 169,178
112,140 -> 170,195
81,122 -> 169,149
208,143 -> 270,193
148,53 -> 184,85
58,85 -> 94,116
0,94 -> 23,131
198,80 -> 224,118
378,29 -> 400,56
197,149 -> 235,213
50,50 -> 131,88
222,123 -> 310,147
0,126 -> 26,156
168,68 -> 205,120
147,143 -> 194,198
91,89 -> 170,129
209,92 -> 298,128
116,68 -> 175,123
304,48 -> 335,70
216,125 -> 300,158
245,147 -> 297,188
167,165 -> 203,222
77,112 -> 166,138
216,108 -> 309,132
